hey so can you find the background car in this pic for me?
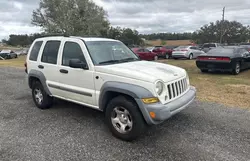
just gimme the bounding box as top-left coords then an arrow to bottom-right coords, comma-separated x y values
132,48 -> 158,61
239,44 -> 250,53
172,46 -> 205,60
196,46 -> 250,75
152,46 -> 174,59
201,43 -> 222,53
0,50 -> 18,59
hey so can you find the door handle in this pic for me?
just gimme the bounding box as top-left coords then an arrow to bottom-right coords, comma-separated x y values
38,65 -> 44,69
60,69 -> 68,74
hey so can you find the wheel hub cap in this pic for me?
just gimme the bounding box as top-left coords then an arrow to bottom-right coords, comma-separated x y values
111,107 -> 133,134
34,89 -> 43,104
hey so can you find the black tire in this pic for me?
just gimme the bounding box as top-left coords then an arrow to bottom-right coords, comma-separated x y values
105,96 -> 146,141
188,54 -> 193,60
232,62 -> 241,75
173,58 -> 178,60
201,69 -> 208,73
32,81 -> 53,109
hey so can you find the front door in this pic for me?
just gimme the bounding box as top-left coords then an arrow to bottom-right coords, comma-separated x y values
56,38 -> 96,108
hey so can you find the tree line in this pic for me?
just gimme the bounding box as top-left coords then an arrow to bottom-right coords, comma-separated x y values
1,0 -> 250,46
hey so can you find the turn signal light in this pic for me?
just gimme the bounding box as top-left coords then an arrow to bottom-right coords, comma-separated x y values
142,97 -> 159,104
149,112 -> 156,119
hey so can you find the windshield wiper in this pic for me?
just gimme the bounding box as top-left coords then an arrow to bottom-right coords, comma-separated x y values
99,60 -> 121,65
119,58 -> 139,62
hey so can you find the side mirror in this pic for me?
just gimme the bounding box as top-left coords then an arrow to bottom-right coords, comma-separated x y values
69,59 -> 88,69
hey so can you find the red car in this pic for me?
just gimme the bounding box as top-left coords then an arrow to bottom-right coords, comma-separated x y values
152,46 -> 177,59
132,48 -> 158,61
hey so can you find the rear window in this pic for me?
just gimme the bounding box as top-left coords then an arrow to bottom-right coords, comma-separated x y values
41,41 -> 61,64
29,41 -> 43,61
207,48 -> 235,54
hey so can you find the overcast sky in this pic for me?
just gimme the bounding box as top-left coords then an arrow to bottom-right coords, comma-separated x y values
1,0 -> 250,40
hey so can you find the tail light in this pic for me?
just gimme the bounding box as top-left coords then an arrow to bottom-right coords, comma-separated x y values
198,56 -> 231,62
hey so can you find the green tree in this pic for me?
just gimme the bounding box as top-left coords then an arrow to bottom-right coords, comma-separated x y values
193,20 -> 250,44
32,0 -> 110,36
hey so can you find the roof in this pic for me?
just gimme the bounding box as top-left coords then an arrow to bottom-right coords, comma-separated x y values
0,50 -> 12,53
34,36 -> 119,42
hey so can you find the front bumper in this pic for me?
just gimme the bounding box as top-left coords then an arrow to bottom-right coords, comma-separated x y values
136,86 -> 196,125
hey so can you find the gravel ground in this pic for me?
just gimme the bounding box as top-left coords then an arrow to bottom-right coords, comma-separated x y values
0,67 -> 250,161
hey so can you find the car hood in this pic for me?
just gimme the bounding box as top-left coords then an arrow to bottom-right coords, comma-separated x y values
94,60 -> 186,83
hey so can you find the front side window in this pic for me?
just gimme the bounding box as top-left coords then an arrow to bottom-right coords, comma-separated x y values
85,41 -> 139,65
29,41 -> 43,61
41,41 -> 61,64
62,41 -> 86,66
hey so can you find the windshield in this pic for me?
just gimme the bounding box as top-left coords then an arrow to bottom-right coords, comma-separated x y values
85,41 -> 139,65
203,44 -> 216,48
176,46 -> 189,49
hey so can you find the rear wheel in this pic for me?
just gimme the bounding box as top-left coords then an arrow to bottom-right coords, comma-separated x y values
232,62 -> 241,75
105,96 -> 146,141
189,54 -> 193,60
32,81 -> 53,109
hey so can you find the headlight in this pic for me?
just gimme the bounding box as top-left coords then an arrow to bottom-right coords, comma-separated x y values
155,81 -> 164,95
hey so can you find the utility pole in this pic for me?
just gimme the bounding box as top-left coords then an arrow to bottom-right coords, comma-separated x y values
220,7 -> 225,44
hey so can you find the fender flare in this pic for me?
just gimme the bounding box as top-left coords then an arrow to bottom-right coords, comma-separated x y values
98,81 -> 154,111
28,69 -> 52,95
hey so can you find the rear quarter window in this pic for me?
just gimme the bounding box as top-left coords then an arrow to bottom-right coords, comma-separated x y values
29,41 -> 43,61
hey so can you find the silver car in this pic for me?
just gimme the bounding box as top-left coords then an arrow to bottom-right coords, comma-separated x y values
172,46 -> 205,60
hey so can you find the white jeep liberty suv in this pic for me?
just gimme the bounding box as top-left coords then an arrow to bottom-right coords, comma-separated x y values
25,36 -> 196,141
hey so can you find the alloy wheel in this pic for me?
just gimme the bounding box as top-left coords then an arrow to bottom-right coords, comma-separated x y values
111,106 -> 133,134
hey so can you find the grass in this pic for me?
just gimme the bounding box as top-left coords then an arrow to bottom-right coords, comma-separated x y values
0,56 -> 249,108
0,55 -> 26,68
159,59 -> 250,109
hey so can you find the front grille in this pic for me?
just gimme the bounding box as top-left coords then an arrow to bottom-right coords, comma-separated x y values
167,78 -> 188,100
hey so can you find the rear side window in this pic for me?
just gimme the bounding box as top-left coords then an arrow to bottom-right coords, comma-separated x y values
41,41 -> 61,64
29,41 -> 43,61
62,41 -> 86,66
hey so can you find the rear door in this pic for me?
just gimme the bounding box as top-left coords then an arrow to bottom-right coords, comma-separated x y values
37,38 -> 63,96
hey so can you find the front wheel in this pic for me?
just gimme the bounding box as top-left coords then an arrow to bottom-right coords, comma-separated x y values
232,62 -> 241,75
188,54 -> 193,60
105,96 -> 146,141
154,55 -> 158,61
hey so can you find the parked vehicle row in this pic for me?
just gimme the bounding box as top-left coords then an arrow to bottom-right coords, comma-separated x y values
131,44 -> 250,75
